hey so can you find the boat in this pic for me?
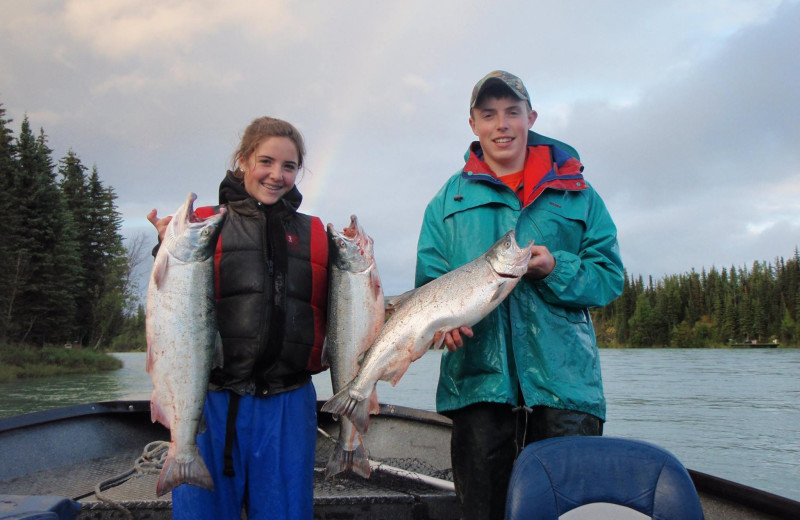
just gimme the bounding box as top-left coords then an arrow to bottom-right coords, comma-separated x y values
728,339 -> 780,348
1,400 -> 798,519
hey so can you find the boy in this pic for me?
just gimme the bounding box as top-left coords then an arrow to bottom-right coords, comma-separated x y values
415,70 -> 624,519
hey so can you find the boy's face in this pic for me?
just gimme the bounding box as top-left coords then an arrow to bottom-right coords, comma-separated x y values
469,96 -> 537,176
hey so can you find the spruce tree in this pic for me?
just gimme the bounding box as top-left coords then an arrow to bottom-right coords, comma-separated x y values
86,167 -> 131,347
12,118 -> 81,344
58,150 -> 93,343
0,105 -> 20,341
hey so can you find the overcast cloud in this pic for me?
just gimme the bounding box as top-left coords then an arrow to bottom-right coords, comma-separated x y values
2,0 -> 799,297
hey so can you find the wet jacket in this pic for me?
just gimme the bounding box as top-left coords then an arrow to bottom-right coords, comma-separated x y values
202,172 -> 328,397
415,131 -> 623,420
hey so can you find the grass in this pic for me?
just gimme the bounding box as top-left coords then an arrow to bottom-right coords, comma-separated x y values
0,342 -> 123,383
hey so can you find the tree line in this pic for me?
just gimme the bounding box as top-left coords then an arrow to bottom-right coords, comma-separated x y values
0,104 -> 144,349
591,252 -> 800,348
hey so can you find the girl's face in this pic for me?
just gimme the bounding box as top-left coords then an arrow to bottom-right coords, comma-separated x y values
241,136 -> 300,205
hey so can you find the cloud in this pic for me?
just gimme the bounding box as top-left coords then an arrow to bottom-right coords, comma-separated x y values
2,0 -> 798,294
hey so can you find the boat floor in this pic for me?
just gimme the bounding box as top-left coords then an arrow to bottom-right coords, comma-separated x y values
0,431 -> 460,519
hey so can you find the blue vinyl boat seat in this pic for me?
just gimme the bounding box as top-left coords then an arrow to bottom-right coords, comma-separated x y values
505,436 -> 704,520
0,495 -> 81,520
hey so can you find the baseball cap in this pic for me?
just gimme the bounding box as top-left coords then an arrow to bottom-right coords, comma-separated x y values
469,70 -> 531,109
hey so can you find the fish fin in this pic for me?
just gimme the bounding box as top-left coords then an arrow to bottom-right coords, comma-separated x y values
370,268 -> 384,303
321,337 -> 330,367
145,340 -> 154,373
490,281 -> 509,303
150,395 -> 171,429
152,254 -> 169,289
369,391 -> 380,415
432,330 -> 447,350
325,435 -> 371,479
321,386 -> 372,434
387,359 -> 413,386
156,443 -> 214,497
384,287 -> 418,316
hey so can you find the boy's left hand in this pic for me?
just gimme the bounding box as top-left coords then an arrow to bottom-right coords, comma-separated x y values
526,245 -> 555,279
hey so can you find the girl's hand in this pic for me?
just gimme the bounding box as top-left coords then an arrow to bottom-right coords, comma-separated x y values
146,209 -> 172,242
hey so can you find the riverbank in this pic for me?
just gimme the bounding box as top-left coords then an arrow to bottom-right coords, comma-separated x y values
0,343 -> 122,383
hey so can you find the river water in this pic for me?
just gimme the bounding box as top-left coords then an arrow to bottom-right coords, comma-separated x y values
1,348 -> 798,501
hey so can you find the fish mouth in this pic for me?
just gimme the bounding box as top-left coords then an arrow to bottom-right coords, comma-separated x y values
177,192 -> 226,229
328,215 -> 368,247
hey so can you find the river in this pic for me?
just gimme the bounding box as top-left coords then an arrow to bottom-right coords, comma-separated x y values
1,348 -> 798,501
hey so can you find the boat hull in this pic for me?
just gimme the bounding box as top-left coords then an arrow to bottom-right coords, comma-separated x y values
1,400 -> 798,520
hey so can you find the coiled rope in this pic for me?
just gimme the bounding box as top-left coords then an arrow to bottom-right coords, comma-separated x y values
92,440 -> 170,520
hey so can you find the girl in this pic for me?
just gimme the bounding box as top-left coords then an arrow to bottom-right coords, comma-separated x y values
148,117 -> 328,520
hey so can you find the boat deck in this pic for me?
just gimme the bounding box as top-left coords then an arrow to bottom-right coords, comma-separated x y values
0,402 -> 461,519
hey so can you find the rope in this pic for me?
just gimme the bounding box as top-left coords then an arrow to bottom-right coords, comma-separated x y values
90,440 -> 170,520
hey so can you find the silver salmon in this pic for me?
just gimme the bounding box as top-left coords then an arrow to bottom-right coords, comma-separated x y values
323,215 -> 384,478
321,230 -> 532,434
146,192 -> 226,497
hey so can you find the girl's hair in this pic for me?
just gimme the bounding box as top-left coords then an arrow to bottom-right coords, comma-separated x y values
231,117 -> 306,178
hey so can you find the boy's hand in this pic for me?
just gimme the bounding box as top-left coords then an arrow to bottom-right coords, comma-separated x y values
526,245 -> 555,279
433,326 -> 474,352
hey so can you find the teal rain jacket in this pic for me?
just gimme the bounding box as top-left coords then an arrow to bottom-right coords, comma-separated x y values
415,131 -> 624,420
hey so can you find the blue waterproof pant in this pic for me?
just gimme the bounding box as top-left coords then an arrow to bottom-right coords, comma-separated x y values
172,383 -> 318,520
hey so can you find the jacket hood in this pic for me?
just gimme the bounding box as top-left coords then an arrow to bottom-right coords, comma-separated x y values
218,170 -> 303,211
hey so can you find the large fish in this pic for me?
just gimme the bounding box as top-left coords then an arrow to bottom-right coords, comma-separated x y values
323,215 -> 384,478
321,230 -> 533,434
146,192 -> 226,497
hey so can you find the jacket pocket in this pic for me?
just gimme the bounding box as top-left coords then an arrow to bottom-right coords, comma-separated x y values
548,304 -> 589,324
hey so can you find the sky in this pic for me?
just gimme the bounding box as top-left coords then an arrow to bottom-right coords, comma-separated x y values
2,0 -> 799,298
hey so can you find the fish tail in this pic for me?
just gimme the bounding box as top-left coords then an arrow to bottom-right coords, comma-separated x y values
325,438 -> 371,479
321,386 -> 372,434
156,444 -> 214,497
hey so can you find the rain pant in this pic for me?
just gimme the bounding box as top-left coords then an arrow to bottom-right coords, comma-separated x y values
172,383 -> 317,520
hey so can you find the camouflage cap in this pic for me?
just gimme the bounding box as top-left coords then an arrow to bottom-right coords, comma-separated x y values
469,70 -> 531,109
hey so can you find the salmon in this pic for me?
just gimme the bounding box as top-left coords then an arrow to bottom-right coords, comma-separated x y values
323,215 -> 383,478
321,230 -> 532,434
145,192 -> 226,497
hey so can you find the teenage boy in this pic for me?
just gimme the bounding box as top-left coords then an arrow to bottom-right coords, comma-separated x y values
415,70 -> 624,519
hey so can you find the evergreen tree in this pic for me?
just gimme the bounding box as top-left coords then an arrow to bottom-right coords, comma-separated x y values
58,150 -> 92,343
0,105 -> 20,341
86,167 -> 131,348
11,118 -> 81,344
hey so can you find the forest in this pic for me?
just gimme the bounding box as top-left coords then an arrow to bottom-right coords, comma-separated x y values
1,103 -> 798,350
0,104 -> 145,350
591,256 -> 800,348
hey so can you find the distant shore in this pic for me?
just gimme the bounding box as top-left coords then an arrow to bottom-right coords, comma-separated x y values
0,343 -> 123,384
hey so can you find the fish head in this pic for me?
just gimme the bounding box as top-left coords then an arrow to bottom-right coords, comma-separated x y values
485,230 -> 533,279
327,214 -> 374,272
163,192 -> 227,262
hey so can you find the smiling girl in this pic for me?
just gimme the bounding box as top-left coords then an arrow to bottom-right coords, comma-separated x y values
148,117 -> 328,520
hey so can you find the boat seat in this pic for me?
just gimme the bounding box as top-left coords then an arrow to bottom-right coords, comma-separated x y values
0,495 -> 81,520
505,436 -> 704,520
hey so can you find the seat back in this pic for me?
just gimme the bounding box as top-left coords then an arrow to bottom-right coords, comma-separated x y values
505,436 -> 704,520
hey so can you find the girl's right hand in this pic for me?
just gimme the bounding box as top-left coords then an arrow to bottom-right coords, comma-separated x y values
146,209 -> 172,241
